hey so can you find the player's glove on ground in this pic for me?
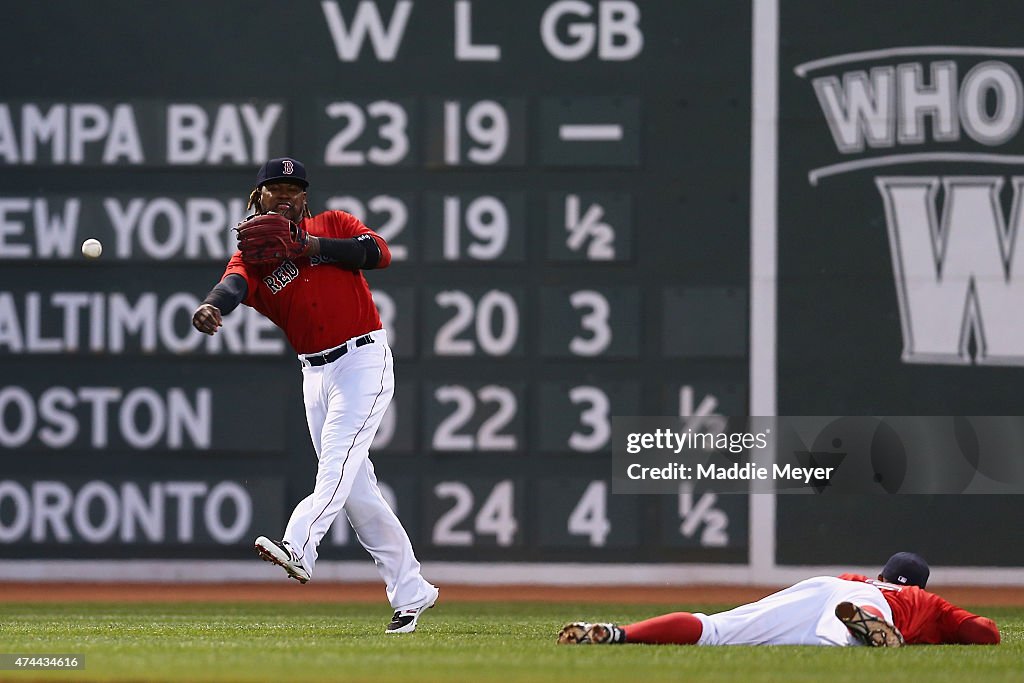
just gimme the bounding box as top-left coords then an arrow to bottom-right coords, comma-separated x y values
235,212 -> 309,265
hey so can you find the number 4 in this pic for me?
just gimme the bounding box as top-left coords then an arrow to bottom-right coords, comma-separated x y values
475,480 -> 517,546
567,481 -> 611,546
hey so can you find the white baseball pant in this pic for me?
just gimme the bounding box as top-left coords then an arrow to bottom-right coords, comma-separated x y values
282,329 -> 436,611
695,576 -> 893,646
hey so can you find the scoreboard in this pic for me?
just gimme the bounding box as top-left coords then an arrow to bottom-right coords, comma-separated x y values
0,1 -> 753,565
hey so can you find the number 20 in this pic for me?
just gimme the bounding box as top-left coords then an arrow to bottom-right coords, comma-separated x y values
434,290 -> 519,356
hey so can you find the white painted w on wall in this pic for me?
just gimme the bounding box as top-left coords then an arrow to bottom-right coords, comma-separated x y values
321,0 -> 412,62
877,176 -> 1024,365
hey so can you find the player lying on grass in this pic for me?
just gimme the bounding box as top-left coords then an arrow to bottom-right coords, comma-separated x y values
558,552 -> 1000,647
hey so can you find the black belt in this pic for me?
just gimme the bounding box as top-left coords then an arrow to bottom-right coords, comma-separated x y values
301,334 -> 374,366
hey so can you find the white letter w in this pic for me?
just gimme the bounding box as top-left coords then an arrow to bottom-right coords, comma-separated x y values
877,176 -> 1024,365
320,0 -> 413,62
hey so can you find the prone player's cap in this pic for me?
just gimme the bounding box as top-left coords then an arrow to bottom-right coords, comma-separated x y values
255,157 -> 308,189
881,551 -> 929,589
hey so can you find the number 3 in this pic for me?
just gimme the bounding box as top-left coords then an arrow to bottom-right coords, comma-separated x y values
568,386 -> 610,452
569,290 -> 611,356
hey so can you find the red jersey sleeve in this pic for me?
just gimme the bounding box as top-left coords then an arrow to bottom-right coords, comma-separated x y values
936,604 -> 1000,644
880,584 -> 999,644
955,617 -> 1000,645
317,210 -> 392,269
837,573 -> 870,582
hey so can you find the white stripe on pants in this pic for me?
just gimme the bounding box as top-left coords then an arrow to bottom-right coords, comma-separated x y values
283,330 -> 435,610
696,576 -> 894,646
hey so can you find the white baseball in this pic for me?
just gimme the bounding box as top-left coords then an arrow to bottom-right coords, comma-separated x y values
81,238 -> 103,259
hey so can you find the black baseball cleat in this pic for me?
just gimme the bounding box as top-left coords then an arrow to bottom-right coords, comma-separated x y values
835,601 -> 903,647
254,536 -> 310,584
385,586 -> 440,634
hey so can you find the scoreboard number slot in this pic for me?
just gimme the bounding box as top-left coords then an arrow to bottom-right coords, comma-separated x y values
324,100 -> 409,166
432,384 -> 518,452
567,480 -> 612,546
678,483 -> 729,547
567,386 -> 611,452
540,287 -> 638,357
566,195 -> 616,259
443,196 -> 509,260
537,382 -> 639,453
537,477 -> 641,549
443,100 -> 509,165
569,289 -> 612,356
433,289 -> 520,356
432,479 -> 517,547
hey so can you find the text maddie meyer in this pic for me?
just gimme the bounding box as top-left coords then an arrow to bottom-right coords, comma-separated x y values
626,461 -> 835,484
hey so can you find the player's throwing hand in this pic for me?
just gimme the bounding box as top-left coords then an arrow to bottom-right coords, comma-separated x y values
191,303 -> 223,335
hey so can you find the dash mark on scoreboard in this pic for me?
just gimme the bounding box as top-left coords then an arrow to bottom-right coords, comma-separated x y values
558,124 -> 624,141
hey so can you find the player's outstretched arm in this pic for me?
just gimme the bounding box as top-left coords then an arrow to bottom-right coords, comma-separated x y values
192,274 -> 248,335
956,616 -> 1000,644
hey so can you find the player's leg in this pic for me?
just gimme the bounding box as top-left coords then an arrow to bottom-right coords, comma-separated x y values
698,577 -> 866,645
560,585 -> 814,646
254,361 -> 329,582
283,337 -> 394,576
624,612 -> 703,643
827,580 -> 900,647
345,457 -> 439,632
558,613 -> 702,645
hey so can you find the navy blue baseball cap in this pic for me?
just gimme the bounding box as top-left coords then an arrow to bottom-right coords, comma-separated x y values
881,552 -> 929,588
255,157 -> 308,188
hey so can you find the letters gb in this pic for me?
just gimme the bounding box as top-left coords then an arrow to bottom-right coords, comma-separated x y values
541,1 -> 644,61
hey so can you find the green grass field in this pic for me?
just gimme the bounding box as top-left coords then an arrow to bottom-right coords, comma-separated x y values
0,602 -> 1020,682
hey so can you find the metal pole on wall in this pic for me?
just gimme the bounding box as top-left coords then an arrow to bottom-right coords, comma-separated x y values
749,0 -> 779,581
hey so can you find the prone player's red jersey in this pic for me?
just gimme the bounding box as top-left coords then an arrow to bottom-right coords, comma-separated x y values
839,576 -> 992,644
222,210 -> 391,354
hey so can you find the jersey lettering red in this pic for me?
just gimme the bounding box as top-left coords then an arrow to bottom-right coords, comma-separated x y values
222,210 -> 392,354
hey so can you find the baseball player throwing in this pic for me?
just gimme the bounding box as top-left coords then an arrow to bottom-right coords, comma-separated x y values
558,552 -> 999,647
192,157 -> 438,634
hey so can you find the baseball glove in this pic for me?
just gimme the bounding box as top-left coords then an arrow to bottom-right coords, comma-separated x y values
235,212 -> 309,265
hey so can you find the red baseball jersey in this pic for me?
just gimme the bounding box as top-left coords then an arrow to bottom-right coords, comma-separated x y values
838,575 -> 989,644
223,210 -> 391,354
